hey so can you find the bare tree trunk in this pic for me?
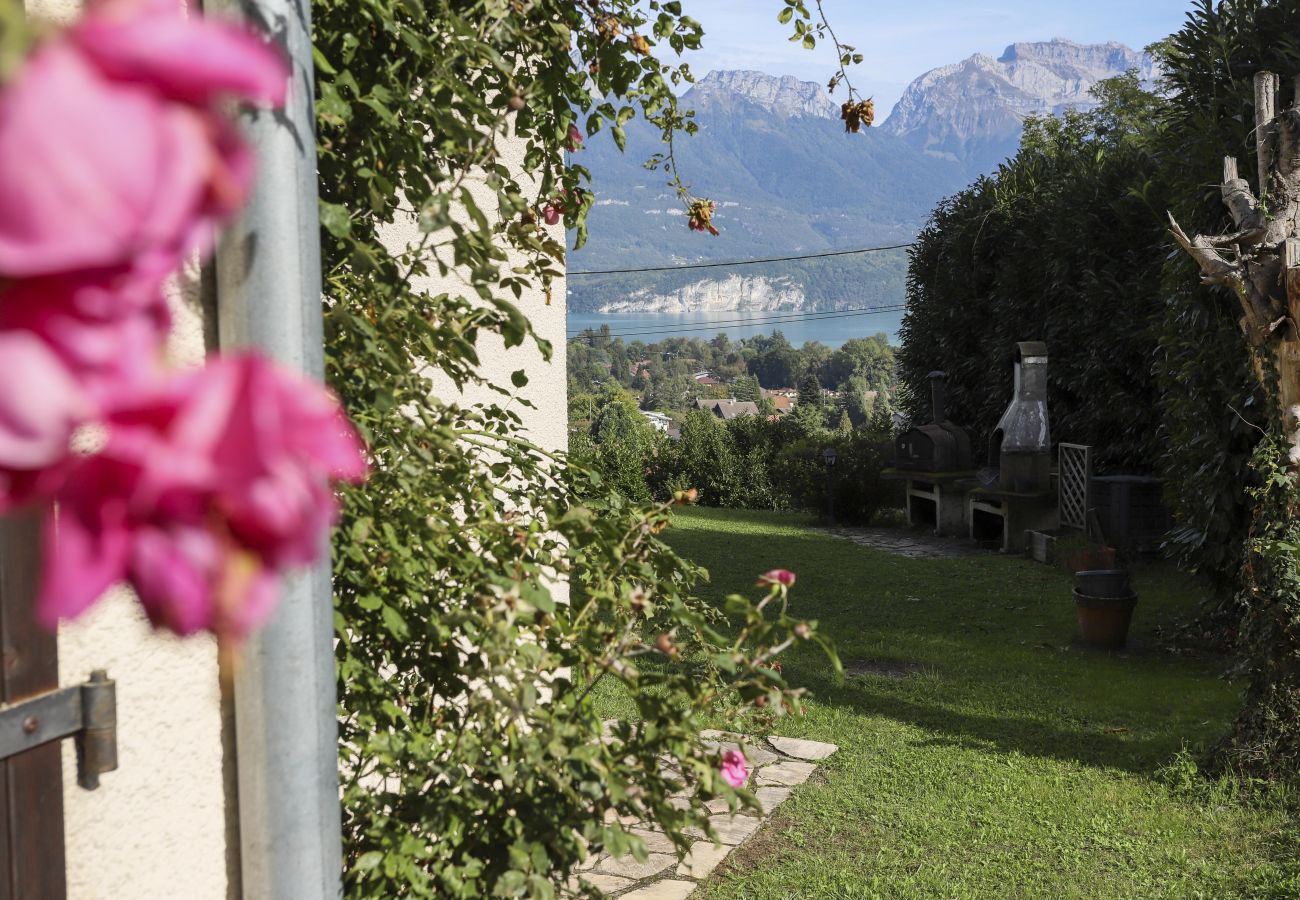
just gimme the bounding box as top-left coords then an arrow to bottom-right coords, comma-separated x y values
1170,72 -> 1300,470
1170,71 -> 1300,778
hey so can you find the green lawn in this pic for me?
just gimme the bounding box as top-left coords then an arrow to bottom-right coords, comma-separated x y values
606,507 -> 1300,899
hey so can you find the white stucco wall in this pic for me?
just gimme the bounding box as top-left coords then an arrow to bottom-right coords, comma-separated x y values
54,265 -> 230,900
381,141 -> 569,455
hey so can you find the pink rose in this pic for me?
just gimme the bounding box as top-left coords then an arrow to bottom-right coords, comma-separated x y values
0,274 -> 170,402
36,354 -> 367,640
567,123 -> 584,151
756,569 -> 796,588
720,749 -> 748,789
0,0 -> 286,284
0,329 -> 92,506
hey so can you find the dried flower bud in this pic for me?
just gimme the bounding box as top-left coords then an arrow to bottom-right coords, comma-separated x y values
655,633 -> 676,655
687,199 -> 719,236
630,34 -> 651,56
794,622 -> 811,640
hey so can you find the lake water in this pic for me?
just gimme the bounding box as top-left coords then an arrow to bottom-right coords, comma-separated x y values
566,308 -> 905,348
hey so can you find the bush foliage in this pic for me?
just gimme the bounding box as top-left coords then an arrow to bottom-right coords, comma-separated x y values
310,1 -> 836,894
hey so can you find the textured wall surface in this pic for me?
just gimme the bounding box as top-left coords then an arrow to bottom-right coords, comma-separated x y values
54,261 -> 230,898
381,138 -> 569,456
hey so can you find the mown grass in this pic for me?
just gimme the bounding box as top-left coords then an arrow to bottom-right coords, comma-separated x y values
600,507 -> 1300,899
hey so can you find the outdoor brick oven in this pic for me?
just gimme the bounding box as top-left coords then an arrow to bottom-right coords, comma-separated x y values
890,372 -> 976,536
968,342 -> 1059,552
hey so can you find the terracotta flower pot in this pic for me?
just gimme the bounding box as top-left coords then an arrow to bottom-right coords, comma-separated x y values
1066,545 -> 1118,574
1073,588 -> 1137,649
1074,569 -> 1131,599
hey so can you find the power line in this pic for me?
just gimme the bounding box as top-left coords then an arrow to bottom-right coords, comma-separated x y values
568,305 -> 908,340
566,242 -> 915,276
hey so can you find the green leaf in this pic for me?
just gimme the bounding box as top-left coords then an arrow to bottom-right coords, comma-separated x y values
319,201 -> 352,238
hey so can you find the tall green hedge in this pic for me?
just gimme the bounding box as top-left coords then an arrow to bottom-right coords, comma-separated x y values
899,75 -> 1171,476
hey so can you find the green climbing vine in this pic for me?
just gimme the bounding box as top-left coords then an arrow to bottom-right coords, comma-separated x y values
310,1 -> 851,895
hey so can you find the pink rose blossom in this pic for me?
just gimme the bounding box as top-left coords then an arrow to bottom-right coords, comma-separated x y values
566,123 -> 584,150
756,569 -> 796,588
0,0 -> 286,284
72,0 -> 287,108
542,204 -> 561,226
0,330 -> 91,506
36,354 -> 367,640
0,275 -> 170,402
720,749 -> 748,788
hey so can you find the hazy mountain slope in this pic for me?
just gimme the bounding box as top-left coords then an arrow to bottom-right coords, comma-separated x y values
568,76 -> 966,312
570,41 -> 1152,314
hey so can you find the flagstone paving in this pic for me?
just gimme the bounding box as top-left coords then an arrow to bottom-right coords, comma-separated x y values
569,730 -> 838,898
820,524 -> 991,559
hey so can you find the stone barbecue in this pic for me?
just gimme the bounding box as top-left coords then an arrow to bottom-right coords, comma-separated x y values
889,371 -> 976,537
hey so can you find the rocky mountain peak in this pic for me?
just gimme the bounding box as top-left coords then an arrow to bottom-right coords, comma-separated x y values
686,70 -> 838,120
880,38 -> 1158,172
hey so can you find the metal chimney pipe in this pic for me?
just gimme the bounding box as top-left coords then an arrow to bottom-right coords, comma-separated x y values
927,371 -> 949,424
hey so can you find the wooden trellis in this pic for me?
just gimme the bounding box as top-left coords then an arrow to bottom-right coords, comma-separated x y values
1059,443 -> 1091,532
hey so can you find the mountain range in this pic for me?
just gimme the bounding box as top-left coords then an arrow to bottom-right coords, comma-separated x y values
567,39 -> 1156,316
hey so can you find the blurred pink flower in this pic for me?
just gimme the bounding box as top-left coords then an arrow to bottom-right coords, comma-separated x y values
566,123 -> 584,150
0,0 -> 286,284
0,330 -> 91,506
756,569 -> 796,588
720,749 -> 748,789
0,275 -> 170,403
36,354 -> 367,640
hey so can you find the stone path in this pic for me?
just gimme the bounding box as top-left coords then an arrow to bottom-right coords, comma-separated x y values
820,525 -> 990,559
570,731 -> 838,898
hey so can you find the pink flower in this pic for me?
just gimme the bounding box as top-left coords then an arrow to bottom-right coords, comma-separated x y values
567,123 -> 584,151
0,330 -> 92,506
0,0 -> 286,284
0,275 -> 170,403
757,569 -> 796,588
36,354 -> 367,640
720,750 -> 748,789
542,204 -> 561,226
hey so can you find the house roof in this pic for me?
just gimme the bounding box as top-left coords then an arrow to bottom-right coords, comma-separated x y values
695,398 -> 759,420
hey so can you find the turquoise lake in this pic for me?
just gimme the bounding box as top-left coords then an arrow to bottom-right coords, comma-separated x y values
565,308 -> 905,348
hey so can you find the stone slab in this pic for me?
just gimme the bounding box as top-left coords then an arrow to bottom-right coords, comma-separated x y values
687,813 -> 763,845
676,841 -> 732,879
627,829 -> 678,856
568,872 -> 635,894
767,736 -> 838,761
755,785 -> 792,813
756,759 -> 817,786
705,740 -> 779,767
620,880 -> 698,900
596,852 -> 676,880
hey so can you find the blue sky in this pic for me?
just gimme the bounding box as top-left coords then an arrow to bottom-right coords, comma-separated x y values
680,0 -> 1194,116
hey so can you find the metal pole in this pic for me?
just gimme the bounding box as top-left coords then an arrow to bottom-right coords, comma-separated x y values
205,1 -> 343,897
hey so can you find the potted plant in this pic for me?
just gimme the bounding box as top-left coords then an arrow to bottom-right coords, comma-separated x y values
1073,569 -> 1137,649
